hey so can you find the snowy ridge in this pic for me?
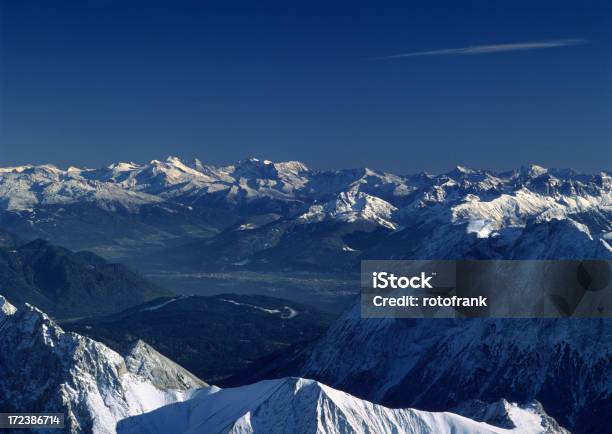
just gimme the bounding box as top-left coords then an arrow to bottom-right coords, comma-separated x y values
117,377 -> 568,434
1,158 -> 610,258
0,163 -> 162,212
453,399 -> 569,433
451,187 -> 609,237
299,190 -> 398,229
0,295 -> 206,434
0,158 -> 608,215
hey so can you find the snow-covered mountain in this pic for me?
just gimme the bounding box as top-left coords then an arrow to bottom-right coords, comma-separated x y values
0,295 -> 206,434
3,158 -> 608,214
0,157 -> 311,211
0,164 -> 162,212
299,190 -> 398,230
117,377 -> 568,434
0,157 -> 610,262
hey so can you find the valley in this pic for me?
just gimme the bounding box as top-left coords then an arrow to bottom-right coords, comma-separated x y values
138,269 -> 358,314
62,293 -> 335,383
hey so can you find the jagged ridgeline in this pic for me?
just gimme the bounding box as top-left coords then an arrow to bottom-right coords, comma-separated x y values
0,158 -> 609,270
0,295 -> 205,433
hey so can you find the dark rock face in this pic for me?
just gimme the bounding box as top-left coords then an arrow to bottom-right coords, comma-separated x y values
0,239 -> 168,318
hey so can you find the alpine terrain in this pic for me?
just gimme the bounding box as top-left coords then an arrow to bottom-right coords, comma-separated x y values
0,295 -> 570,433
284,306 -> 612,433
1,157 -> 609,433
0,295 -> 205,433
0,158 -> 609,268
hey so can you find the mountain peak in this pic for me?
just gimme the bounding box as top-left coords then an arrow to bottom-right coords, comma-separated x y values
165,155 -> 184,165
520,164 -> 549,178
108,161 -> 140,171
453,399 -> 570,433
454,165 -> 475,174
299,190 -> 398,229
0,299 -> 204,433
118,376 -> 568,434
242,156 -> 264,164
124,339 -> 208,391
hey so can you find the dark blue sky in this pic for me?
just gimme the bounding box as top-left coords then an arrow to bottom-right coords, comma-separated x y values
1,0 -> 610,173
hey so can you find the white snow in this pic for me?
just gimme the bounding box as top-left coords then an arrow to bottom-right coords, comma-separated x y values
220,299 -> 299,319
1,159 -> 609,259
0,295 -> 17,319
142,296 -> 186,311
117,377 -> 566,434
221,298 -> 281,315
466,219 -> 495,238
300,190 -> 398,229
281,306 -> 299,319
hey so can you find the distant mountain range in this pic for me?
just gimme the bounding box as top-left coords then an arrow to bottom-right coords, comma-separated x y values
0,157 -> 609,267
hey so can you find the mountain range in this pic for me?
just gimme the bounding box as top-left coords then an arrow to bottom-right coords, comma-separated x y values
1,157 -> 609,268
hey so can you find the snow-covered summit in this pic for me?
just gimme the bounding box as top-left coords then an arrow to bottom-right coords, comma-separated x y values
0,162 -> 161,211
0,294 -> 17,318
452,399 -> 569,433
300,190 -> 398,229
1,157 -> 609,215
0,158 -> 610,259
118,377 -> 568,434
0,295 -> 206,434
